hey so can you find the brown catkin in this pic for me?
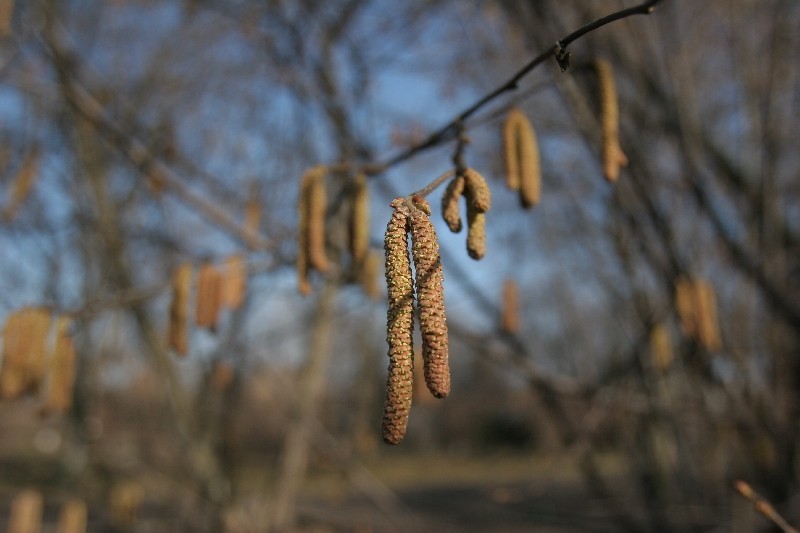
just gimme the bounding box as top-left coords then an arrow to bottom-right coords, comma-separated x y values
408,198 -> 450,399
8,489 -> 42,533
304,166 -> 329,272
221,254 -> 247,310
382,199 -> 415,444
168,263 -> 192,355
675,277 -> 697,338
440,174 -> 464,233
4,147 -> 39,221
0,307 -> 51,399
195,262 -> 222,330
504,109 -> 541,207
349,173 -> 370,265
650,322 -> 673,371
43,317 -> 76,414
695,280 -> 722,351
109,482 -> 144,526
0,0 -> 14,38
595,58 -> 628,182
57,499 -> 87,533
360,249 -> 382,300
466,205 -> 486,260
462,167 -> 491,213
501,278 -> 519,333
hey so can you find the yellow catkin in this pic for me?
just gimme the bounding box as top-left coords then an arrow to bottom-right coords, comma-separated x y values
0,0 -> 14,37
349,173 -> 370,266
109,482 -> 144,526
195,262 -> 222,331
57,499 -> 87,533
8,489 -> 43,533
43,317 -> 76,414
504,108 -> 541,207
501,278 -> 519,333
304,166 -> 329,273
168,263 -> 192,355
675,277 -> 697,338
360,249 -> 382,300
440,173 -> 463,233
650,322 -> 673,371
462,167 -> 491,213
220,254 -> 247,310
695,280 -> 722,351
408,197 -> 450,399
382,199 -> 415,445
595,58 -> 628,182
0,307 -> 51,399
4,148 -> 39,221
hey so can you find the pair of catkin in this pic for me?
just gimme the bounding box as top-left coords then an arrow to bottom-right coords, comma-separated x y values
297,166 -> 329,295
382,196 -> 449,445
675,277 -> 722,352
502,108 -> 541,208
594,58 -> 628,182
440,168 -> 492,260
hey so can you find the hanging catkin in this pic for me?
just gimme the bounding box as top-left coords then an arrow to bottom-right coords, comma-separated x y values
440,172 -> 463,233
650,322 -> 673,371
0,307 -> 51,399
168,263 -> 192,355
195,262 -> 222,330
8,489 -> 42,533
408,197 -> 450,399
462,167 -> 491,214
43,317 -> 76,414
594,58 -> 628,182
503,108 -> 541,207
501,278 -> 520,333
221,254 -> 247,310
360,249 -> 382,300
349,173 -> 370,266
304,166 -> 329,272
466,206 -> 486,260
695,280 -> 722,351
675,277 -> 697,338
57,499 -> 88,533
4,147 -> 39,221
382,199 -> 415,445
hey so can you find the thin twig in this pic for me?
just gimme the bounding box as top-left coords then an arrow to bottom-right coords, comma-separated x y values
734,480 -> 799,533
363,0 -> 665,183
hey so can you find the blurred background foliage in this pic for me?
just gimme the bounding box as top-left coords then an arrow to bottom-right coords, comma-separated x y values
0,0 -> 798,530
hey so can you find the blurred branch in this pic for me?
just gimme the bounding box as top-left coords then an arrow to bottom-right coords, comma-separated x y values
734,481 -> 799,533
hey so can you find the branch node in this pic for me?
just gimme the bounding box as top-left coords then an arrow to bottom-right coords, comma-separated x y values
554,42 -> 571,72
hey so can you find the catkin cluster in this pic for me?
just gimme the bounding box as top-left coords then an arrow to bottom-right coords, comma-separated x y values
0,308 -> 77,413
440,168 -> 491,260
382,196 -> 450,444
502,108 -> 541,208
594,58 -> 628,182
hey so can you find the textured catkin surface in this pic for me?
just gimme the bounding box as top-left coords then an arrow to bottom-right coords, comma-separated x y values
408,199 -> 450,399
462,168 -> 491,213
382,199 -> 415,445
466,206 -> 486,260
441,175 -> 465,233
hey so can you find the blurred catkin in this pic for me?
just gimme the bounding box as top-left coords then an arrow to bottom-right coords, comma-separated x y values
195,262 -> 221,330
501,278 -> 519,333
650,322 -> 673,371
594,58 -> 628,182
304,166 -> 329,273
503,108 -> 541,207
0,307 -> 51,399
382,199 -> 415,444
349,173 -> 370,266
409,198 -> 450,399
695,280 -> 722,351
4,147 -> 39,221
360,249 -> 382,300
441,173 -> 464,233
221,254 -> 247,310
57,499 -> 87,533
168,262 -> 192,355
43,317 -> 76,414
8,489 -> 42,533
